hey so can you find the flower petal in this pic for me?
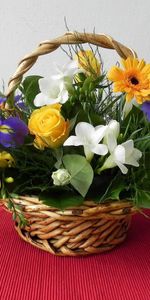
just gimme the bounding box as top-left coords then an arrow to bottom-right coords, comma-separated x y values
64,60 -> 79,76
117,161 -> 128,174
64,136 -> 83,146
52,60 -> 80,80
125,148 -> 142,166
60,89 -> 69,104
94,125 -> 107,143
0,97 -> 6,104
83,146 -> 94,161
108,120 -> 120,137
141,101 -> 150,121
0,131 -> 14,148
122,100 -> 133,119
0,117 -> 28,147
114,145 -> 125,163
121,140 -> 134,158
90,144 -> 108,156
39,78 -> 52,94
101,155 -> 117,170
107,66 -> 124,81
104,120 -> 120,153
126,93 -> 134,102
34,93 -> 58,106
75,122 -> 95,142
106,133 -> 117,153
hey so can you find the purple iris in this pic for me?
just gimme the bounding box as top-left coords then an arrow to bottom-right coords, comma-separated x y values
141,101 -> 150,121
0,97 -> 6,105
0,95 -> 26,110
14,95 -> 27,110
0,116 -> 28,148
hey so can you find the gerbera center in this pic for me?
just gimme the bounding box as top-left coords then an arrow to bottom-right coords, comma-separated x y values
130,77 -> 139,85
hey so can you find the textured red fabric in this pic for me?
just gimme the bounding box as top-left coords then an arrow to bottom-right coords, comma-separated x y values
0,207 -> 150,300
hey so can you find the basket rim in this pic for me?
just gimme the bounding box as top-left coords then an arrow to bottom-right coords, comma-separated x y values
2,195 -> 138,219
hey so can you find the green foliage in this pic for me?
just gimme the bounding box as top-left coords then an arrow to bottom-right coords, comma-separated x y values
5,145 -> 55,195
129,152 -> 150,208
7,198 -> 27,227
63,154 -> 94,197
20,75 -> 42,110
1,44 -> 150,210
95,174 -> 127,203
62,73 -> 107,125
135,189 -> 150,208
39,188 -> 84,210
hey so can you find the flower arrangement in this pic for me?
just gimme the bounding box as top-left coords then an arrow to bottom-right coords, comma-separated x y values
0,36 -> 150,222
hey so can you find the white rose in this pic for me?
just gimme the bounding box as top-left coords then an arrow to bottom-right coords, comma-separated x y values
52,169 -> 71,186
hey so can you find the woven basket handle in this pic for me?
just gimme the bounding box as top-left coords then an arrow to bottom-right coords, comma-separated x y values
5,31 -> 136,97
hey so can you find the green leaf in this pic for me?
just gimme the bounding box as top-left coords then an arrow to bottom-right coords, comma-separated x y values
82,77 -> 93,92
69,113 -> 79,131
63,154 -> 94,197
9,193 -> 19,199
39,189 -> 84,210
98,175 -> 126,202
89,112 -> 104,126
135,189 -> 150,208
22,75 -> 42,109
52,148 -> 63,169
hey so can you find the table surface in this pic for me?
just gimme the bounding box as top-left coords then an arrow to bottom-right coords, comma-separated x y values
0,207 -> 150,300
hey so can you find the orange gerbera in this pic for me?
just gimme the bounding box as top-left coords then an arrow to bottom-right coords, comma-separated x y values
107,57 -> 150,104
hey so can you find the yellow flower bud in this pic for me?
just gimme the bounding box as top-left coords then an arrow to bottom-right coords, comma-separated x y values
0,151 -> 15,168
28,104 -> 70,149
75,50 -> 101,78
5,177 -> 14,183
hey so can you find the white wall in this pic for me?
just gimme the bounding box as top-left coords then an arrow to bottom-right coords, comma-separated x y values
1,0 -> 150,89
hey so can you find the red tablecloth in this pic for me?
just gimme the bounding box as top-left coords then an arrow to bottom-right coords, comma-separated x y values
0,207 -> 150,300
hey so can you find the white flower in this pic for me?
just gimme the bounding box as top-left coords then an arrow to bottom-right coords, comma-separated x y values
101,139 -> 142,174
122,99 -> 140,119
64,122 -> 108,161
34,78 -> 68,107
103,120 -> 120,152
52,169 -> 71,186
34,60 -> 81,107
52,60 -> 81,83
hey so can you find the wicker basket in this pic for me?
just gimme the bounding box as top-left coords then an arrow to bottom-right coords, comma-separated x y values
3,32 -> 138,256
3,196 -> 137,256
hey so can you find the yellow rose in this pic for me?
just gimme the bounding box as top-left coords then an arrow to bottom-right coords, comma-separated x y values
0,151 -> 15,168
76,50 -> 101,78
28,104 -> 70,149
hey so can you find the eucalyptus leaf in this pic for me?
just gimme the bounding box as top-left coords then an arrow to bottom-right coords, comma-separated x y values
39,189 -> 84,210
63,154 -> 94,197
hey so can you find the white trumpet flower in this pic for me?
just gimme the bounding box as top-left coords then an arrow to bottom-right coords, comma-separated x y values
64,122 -> 108,161
34,60 -> 81,107
100,139 -> 142,174
52,60 -> 81,83
103,120 -> 120,152
34,78 -> 68,107
122,99 -> 140,119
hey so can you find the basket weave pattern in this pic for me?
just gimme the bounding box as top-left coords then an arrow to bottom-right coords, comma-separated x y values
3,197 -> 136,256
3,32 -> 138,256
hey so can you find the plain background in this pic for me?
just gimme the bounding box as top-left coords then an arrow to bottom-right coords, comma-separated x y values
1,0 -> 150,89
